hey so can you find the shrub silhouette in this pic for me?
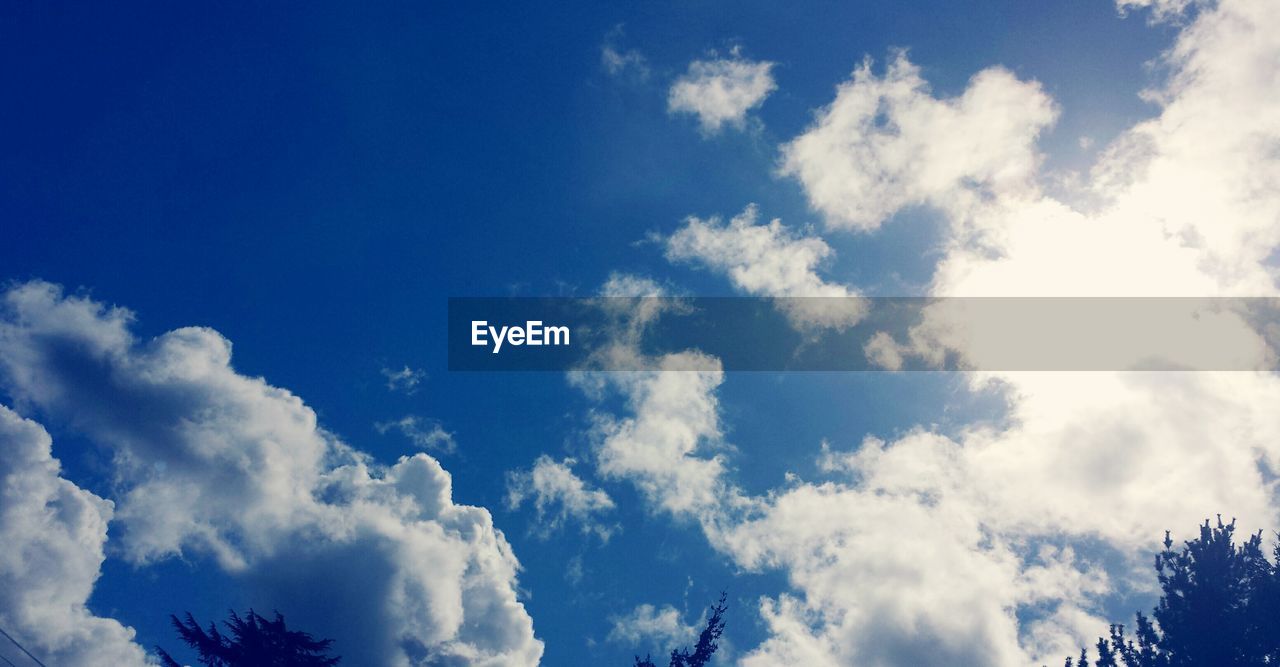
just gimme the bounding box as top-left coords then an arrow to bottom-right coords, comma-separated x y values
633,592 -> 727,667
1062,517 -> 1280,667
156,608 -> 340,666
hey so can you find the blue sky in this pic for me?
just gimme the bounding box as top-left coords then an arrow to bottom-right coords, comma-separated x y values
4,1 -> 1280,666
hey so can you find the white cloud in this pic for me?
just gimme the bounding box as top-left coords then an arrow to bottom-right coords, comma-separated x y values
723,431 -> 1130,666
862,330 -> 905,371
580,351 -> 739,522
599,272 -> 666,299
607,603 -> 697,650
602,25 -> 649,80
576,344 -> 1121,664
666,205 -> 867,331
668,51 -> 776,134
0,404 -> 151,666
567,273 -> 695,380
381,365 -> 425,394
376,414 -> 457,454
571,284 -> 1079,664
505,455 -> 616,541
779,51 -> 1057,232
0,282 -> 543,666
569,281 -> 744,529
603,45 -> 650,80
564,555 -> 585,586
1116,0 -> 1202,20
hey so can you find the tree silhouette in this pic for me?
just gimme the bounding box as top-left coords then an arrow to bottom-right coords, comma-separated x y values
1061,517 -> 1280,667
155,608 -> 340,666
633,592 -> 727,667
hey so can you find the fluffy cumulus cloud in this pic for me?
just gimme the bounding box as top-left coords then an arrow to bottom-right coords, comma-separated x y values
668,51 -> 776,134
579,351 -> 741,523
505,455 -> 617,541
718,398 -> 1280,666
0,282 -> 542,666
0,405 -> 151,665
577,355 -> 1130,665
779,51 -> 1057,232
587,1 -> 1280,665
721,480 -> 1036,666
667,205 -> 867,331
572,299 -> 1112,664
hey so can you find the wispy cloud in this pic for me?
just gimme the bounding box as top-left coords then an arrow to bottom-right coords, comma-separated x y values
607,603 -> 698,648
666,204 -> 866,331
601,25 -> 649,80
506,455 -> 616,541
375,415 -> 457,454
602,45 -> 649,80
380,364 -> 424,394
